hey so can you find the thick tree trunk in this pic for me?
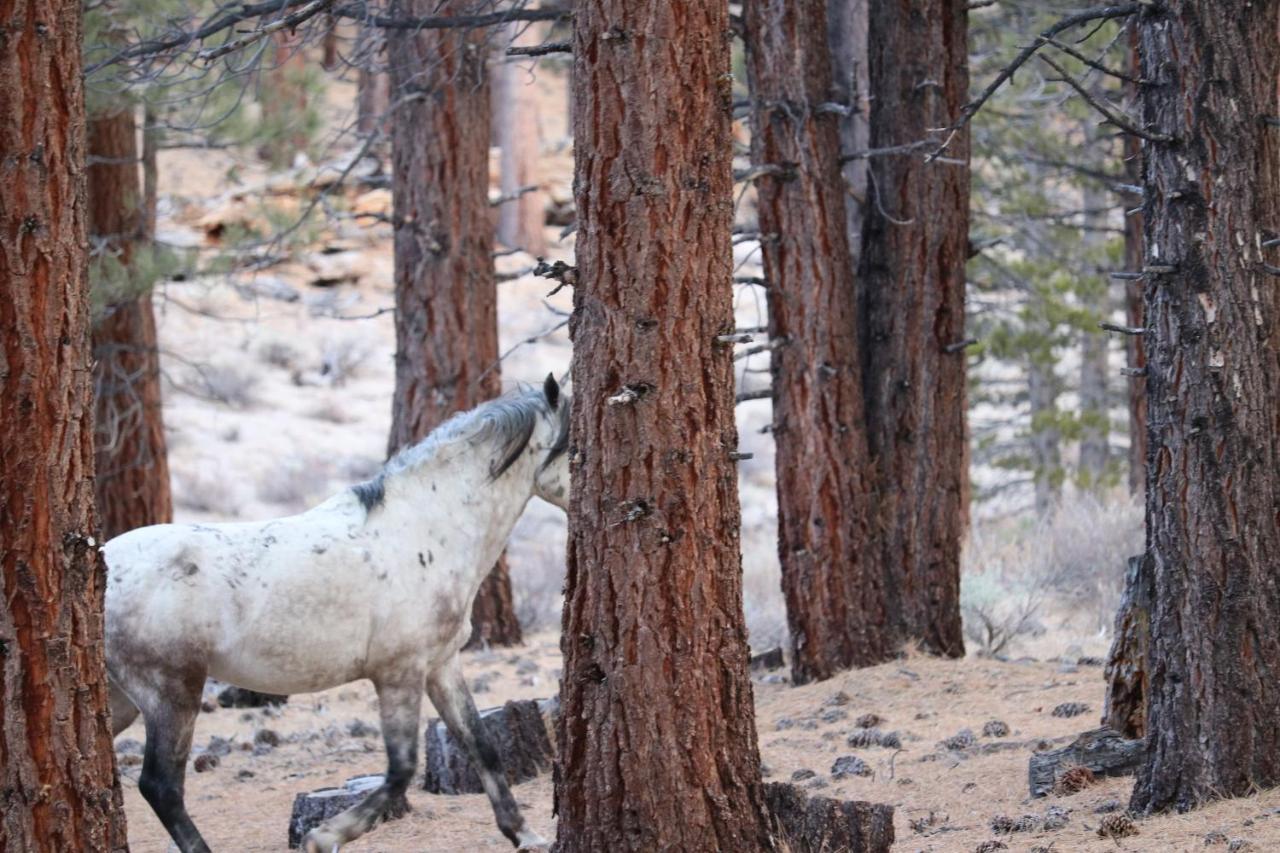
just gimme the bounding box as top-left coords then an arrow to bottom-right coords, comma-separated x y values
494,22 -> 548,256
1129,0 -> 1280,813
744,1 -> 884,683
89,108 -> 173,540
1028,355 -> 1062,516
555,2 -> 775,850
858,0 -> 968,657
386,0 -> 520,648
1078,183 -> 1111,489
0,0 -> 130,846
1123,38 -> 1147,498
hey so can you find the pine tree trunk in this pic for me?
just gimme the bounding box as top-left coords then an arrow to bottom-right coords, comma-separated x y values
827,0 -> 869,263
744,1 -> 885,683
89,108 -> 173,540
260,29 -> 309,168
555,1 -> 775,849
141,105 -> 159,238
1129,0 -> 1280,813
494,22 -> 548,256
1028,356 -> 1062,516
1078,183 -> 1111,489
1123,36 -> 1147,498
0,0 -> 130,845
386,0 -> 520,648
356,11 -> 390,142
859,0 -> 968,657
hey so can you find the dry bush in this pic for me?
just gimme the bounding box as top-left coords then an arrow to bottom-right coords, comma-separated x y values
258,339 -> 300,370
257,456 -> 332,510
308,398 -> 355,424
317,337 -> 372,386
174,468 -> 241,517
187,363 -> 260,408
962,491 -> 1142,655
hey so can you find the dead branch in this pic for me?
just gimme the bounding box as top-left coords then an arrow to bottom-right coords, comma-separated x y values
926,2 -> 1145,161
1038,53 -> 1170,143
1101,321 -> 1144,335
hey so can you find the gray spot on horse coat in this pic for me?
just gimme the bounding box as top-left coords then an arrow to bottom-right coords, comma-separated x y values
418,552 -> 426,568
428,551 -> 434,564
312,544 -> 328,555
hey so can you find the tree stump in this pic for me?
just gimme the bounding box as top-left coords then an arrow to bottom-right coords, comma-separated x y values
422,697 -> 557,794
1028,727 -> 1144,798
763,782 -> 894,853
1103,554 -> 1151,739
287,775 -> 383,848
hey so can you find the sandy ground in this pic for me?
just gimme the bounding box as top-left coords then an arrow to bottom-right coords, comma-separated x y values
120,639 -> 1280,852
118,70 -> 1280,853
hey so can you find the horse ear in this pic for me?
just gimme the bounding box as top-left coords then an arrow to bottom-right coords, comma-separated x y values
543,373 -> 560,410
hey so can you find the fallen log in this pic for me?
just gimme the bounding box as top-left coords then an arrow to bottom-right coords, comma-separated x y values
287,774 -> 384,848
422,697 -> 557,794
763,782 -> 894,853
1028,727 -> 1144,798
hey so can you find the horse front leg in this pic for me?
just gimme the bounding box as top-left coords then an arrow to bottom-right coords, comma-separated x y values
426,658 -> 546,850
304,672 -> 423,852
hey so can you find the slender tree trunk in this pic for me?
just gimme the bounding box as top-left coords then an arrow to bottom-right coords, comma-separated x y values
259,29 -> 309,168
1123,35 -> 1147,497
1078,182 -> 1111,489
555,1 -> 775,849
89,108 -> 173,540
1028,354 -> 1062,517
744,1 -> 884,683
494,22 -> 548,255
1129,0 -> 1280,813
859,0 -> 968,657
356,11 -> 390,142
386,0 -> 520,648
0,0 -> 130,846
141,104 -> 159,238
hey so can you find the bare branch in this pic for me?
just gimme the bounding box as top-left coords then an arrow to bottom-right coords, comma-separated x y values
1038,53 -> 1171,143
1043,36 -> 1139,83
926,2 -> 1145,161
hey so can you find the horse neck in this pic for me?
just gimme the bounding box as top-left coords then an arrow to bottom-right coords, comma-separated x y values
380,447 -> 534,579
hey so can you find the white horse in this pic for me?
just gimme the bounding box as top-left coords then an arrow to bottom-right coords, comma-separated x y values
104,377 -> 569,852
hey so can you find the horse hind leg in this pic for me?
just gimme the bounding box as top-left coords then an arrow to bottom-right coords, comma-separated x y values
132,667 -> 210,853
426,659 -> 545,850
304,673 -> 423,852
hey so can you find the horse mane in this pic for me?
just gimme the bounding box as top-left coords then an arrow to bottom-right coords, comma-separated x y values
352,386 -> 568,513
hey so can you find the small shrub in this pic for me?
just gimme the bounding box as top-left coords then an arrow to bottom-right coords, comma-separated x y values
317,337 -> 372,386
258,339 -> 299,369
188,363 -> 259,408
174,468 -> 241,517
939,729 -> 977,751
257,457 -> 332,510
982,720 -> 1011,738
1051,702 -> 1090,719
830,755 -> 871,779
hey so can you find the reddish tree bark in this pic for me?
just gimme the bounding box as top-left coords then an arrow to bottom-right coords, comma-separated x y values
1129,0 -> 1280,813
494,22 -> 548,256
386,0 -> 520,648
744,2 -> 886,682
1123,35 -> 1147,497
858,0 -> 968,658
89,108 -> 173,540
0,0 -> 130,847
555,2 -> 775,849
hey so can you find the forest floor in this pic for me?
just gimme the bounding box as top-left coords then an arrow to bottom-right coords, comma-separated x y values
119,636 -> 1280,852
120,84 -> 1280,853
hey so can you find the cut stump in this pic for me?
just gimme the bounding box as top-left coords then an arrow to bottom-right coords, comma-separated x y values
1028,727 -> 1144,798
422,697 -> 557,794
287,774 -> 383,848
763,782 -> 894,853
